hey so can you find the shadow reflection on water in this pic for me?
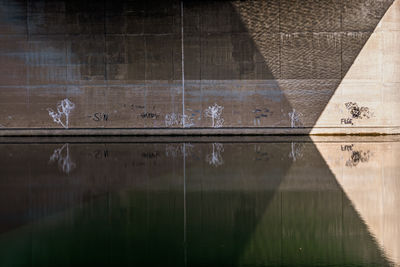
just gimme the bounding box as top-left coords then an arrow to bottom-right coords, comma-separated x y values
0,137 -> 397,266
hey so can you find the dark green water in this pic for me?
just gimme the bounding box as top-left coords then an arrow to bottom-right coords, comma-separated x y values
0,138 -> 394,266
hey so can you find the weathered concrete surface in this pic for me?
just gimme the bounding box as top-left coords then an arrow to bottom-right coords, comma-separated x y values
0,0 -> 398,135
314,0 -> 400,132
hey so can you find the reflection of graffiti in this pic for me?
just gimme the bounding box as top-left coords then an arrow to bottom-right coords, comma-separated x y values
206,143 -> 224,167
47,98 -> 75,129
254,145 -> 269,161
289,142 -> 304,162
165,143 -> 181,158
341,144 -> 354,151
204,104 -> 224,128
288,108 -> 302,128
345,150 -> 371,167
345,102 -> 372,119
49,144 -> 76,174
183,143 -> 194,157
93,149 -> 109,159
141,151 -> 161,159
165,143 -> 194,158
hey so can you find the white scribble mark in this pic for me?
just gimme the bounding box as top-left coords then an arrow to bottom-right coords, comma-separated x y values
206,143 -> 224,167
165,113 -> 195,128
182,114 -> 194,128
49,144 -> 76,174
47,98 -> 75,129
288,108 -> 302,128
289,142 -> 304,162
204,104 -> 224,128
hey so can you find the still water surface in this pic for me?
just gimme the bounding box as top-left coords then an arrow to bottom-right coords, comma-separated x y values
1,137 -> 399,266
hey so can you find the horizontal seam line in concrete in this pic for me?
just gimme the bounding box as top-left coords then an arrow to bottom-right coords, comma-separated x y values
1,127 -> 400,130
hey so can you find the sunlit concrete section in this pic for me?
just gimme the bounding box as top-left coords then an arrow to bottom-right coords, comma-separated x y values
314,136 -> 400,265
312,0 -> 400,134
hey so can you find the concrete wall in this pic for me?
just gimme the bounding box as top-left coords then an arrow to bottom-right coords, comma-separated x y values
0,0 -> 398,135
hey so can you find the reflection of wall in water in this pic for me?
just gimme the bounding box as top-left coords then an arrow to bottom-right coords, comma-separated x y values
315,140 -> 400,265
0,140 -> 392,266
0,140 -> 395,265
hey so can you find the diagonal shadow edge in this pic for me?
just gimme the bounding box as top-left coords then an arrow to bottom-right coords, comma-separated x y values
229,0 -> 395,132
232,137 -> 393,266
0,0 -> 395,131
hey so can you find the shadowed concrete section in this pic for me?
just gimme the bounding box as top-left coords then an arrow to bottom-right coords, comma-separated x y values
0,0 -> 397,135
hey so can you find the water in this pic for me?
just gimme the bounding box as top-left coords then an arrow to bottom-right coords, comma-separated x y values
1,136 -> 399,266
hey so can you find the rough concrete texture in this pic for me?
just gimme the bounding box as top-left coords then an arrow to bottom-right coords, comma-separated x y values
0,0 -> 397,135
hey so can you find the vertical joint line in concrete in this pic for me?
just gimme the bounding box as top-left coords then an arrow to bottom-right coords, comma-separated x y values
340,34 -> 343,79
181,1 -> 185,128
103,0 -> 108,83
26,0 -> 30,39
26,0 -> 30,106
278,0 -> 281,78
144,37 -> 147,112
340,0 -> 343,32
340,0 -> 343,78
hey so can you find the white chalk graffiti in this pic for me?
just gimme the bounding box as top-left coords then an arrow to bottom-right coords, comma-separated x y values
204,104 -> 224,128
49,143 -> 76,174
206,143 -> 224,167
165,113 -> 194,128
182,114 -> 194,127
288,108 -> 302,128
47,98 -> 75,129
165,113 -> 180,127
